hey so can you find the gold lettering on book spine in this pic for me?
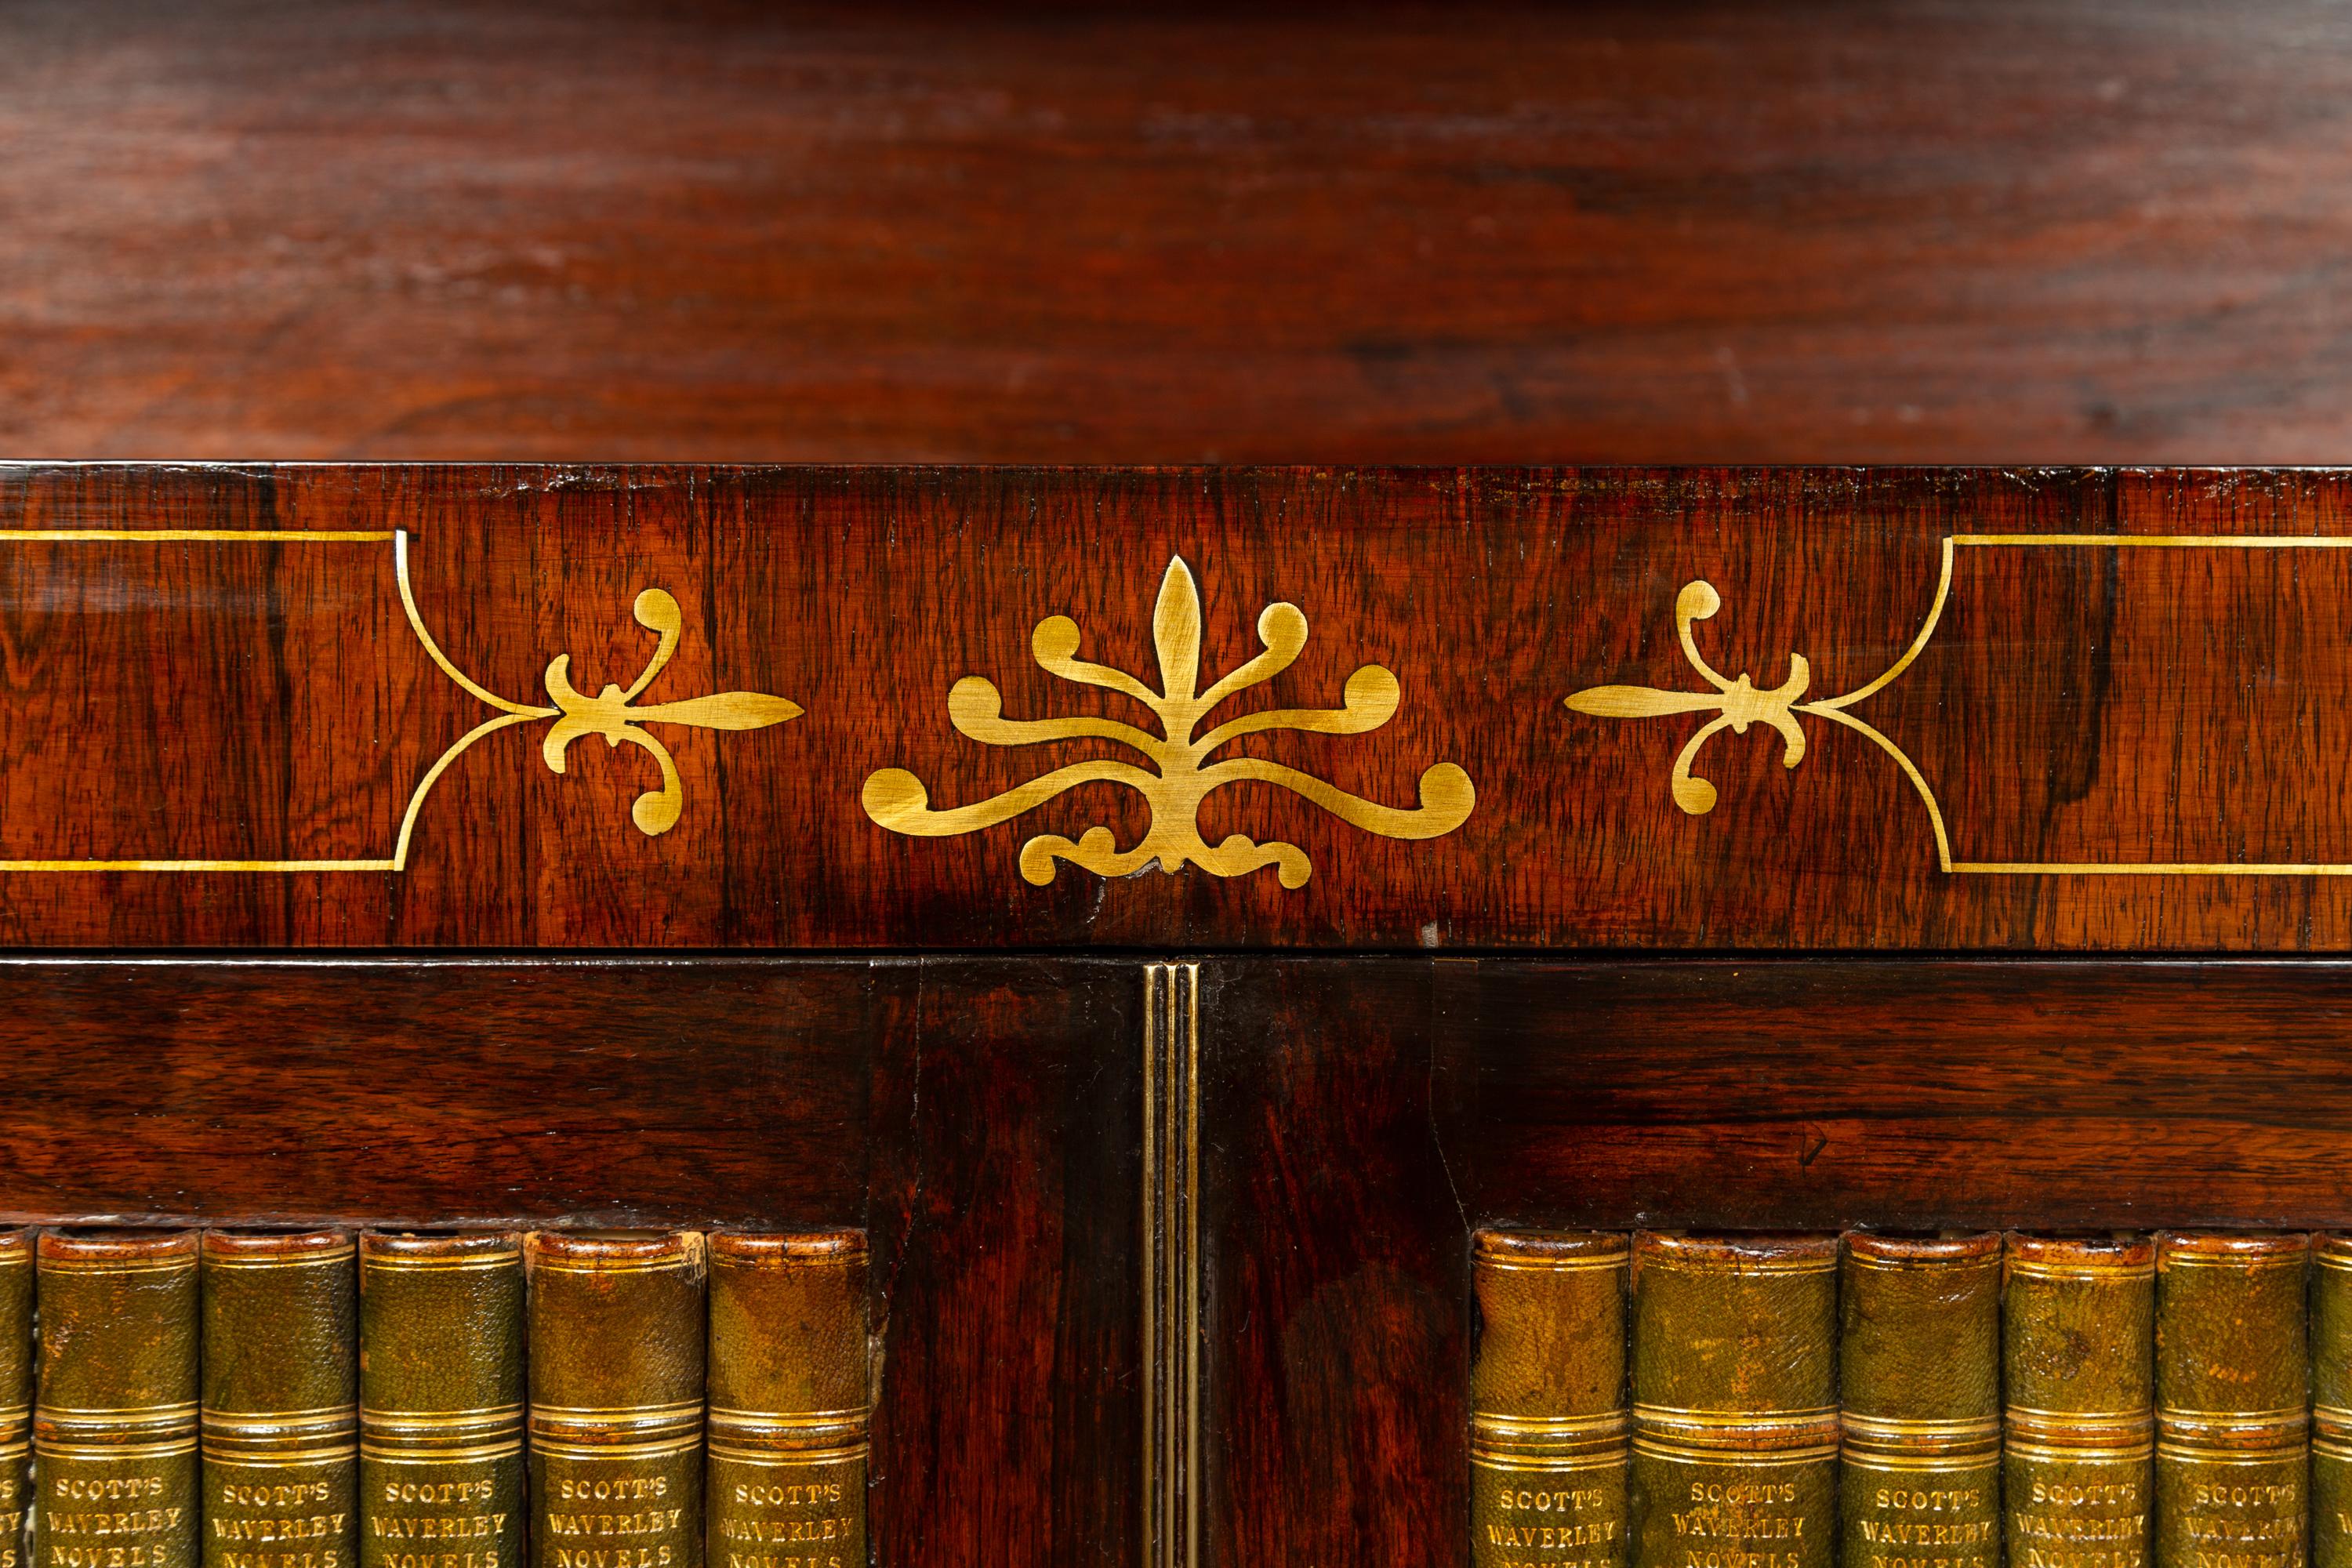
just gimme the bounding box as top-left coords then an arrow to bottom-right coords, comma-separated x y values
864,555 -> 1472,885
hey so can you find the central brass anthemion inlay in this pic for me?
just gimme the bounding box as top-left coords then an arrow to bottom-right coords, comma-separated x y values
863,554 -> 1474,886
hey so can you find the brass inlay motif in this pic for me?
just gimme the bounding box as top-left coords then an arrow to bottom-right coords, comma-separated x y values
1566,533 -> 2352,875
397,535 -> 800,848
864,556 -> 1472,885
0,528 -> 798,869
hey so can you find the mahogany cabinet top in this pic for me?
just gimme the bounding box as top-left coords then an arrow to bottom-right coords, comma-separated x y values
5,461 -> 2352,951
10,1 -> 2352,467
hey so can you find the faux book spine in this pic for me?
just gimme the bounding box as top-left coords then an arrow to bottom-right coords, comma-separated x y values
705,1233 -> 868,1568
526,1232 -> 706,1568
358,1232 -> 525,1568
1468,1231 -> 1629,1568
2005,1235 -> 2156,1568
0,1229 -> 30,1568
34,1229 -> 201,1568
2316,1236 -> 2352,1568
1840,1233 -> 2002,1568
201,1230 -> 358,1568
1629,1232 -> 1838,1568
2154,1232 -> 2308,1568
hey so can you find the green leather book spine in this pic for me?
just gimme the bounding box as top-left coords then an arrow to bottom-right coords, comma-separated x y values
0,1229 -> 32,1568
1468,1230 -> 1628,1568
2314,1236 -> 2352,1568
33,1229 -> 201,1568
201,1230 -> 359,1568
1629,1232 -> 1838,1568
705,1233 -> 868,1568
2154,1233 -> 2308,1568
1840,1233 -> 2002,1568
2004,1235 -> 2155,1568
358,1232 -> 524,1568
526,1232 -> 705,1568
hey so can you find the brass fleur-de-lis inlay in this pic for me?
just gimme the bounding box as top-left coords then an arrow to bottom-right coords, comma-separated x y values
535,590 -> 804,834
1566,581 -> 1815,815
403,565 -> 801,847
862,555 -> 1474,887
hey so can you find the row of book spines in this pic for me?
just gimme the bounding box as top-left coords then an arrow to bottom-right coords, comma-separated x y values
1469,1229 -> 2326,1568
0,1225 -> 868,1568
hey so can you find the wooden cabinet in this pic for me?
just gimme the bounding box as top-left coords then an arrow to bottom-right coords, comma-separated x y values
4,463 -> 2349,1563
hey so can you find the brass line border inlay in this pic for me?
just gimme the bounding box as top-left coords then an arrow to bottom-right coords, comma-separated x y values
1142,963 -> 1200,1568
0,528 -> 799,871
1566,533 -> 2352,875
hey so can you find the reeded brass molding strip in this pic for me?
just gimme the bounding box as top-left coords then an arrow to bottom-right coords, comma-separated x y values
1568,533 -> 2352,875
1142,962 -> 1200,1568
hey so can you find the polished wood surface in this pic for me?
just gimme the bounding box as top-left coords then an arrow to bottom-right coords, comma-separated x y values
8,1 -> 2352,465
0,955 -> 1140,1568
1204,956 -> 2352,1568
12,463 -> 2352,948
6,949 -> 2350,1568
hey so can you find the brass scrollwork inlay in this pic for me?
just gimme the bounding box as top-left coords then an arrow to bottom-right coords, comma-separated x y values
397,537 -> 800,851
862,554 -> 1473,885
1565,566 -> 1951,862
1564,534 -> 2352,876
1565,580 -> 1813,817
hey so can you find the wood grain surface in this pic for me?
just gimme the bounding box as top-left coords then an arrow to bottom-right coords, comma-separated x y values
0,954 -> 1140,1568
9,463 -> 2352,948
1204,956 -> 2352,1568
8,0 -> 2352,465
5,952 -> 2349,1568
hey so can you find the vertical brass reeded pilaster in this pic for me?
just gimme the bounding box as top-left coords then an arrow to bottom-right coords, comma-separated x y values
1142,962 -> 1201,1568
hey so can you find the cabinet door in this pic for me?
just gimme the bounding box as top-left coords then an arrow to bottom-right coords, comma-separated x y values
1194,956 -> 2352,1568
0,955 -> 1142,1568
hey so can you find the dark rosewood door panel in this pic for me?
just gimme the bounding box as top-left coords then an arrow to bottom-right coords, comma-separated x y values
0,956 -> 1142,1568
1199,956 -> 2352,1568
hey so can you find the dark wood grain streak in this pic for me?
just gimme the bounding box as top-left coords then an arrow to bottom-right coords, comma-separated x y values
1201,960 -> 1465,1568
1432,958 -> 2352,1229
10,464 -> 2352,949
9,1 -> 2352,464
